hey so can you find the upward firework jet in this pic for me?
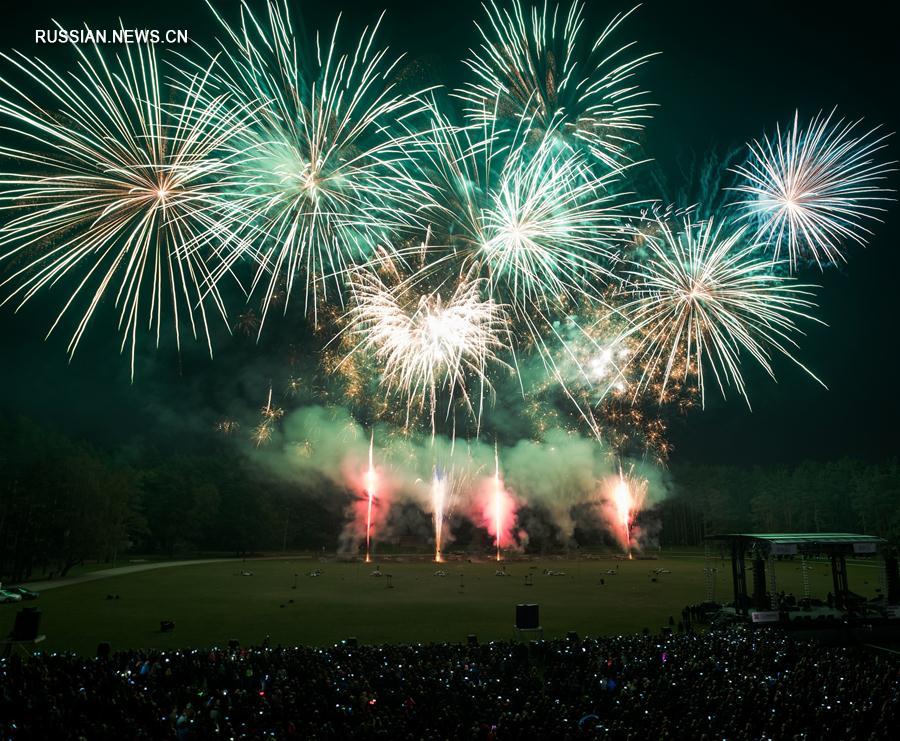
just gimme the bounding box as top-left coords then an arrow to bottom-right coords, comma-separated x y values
457,1 -> 656,171
620,218 -> 823,407
432,467 -> 447,562
605,467 -> 647,556
730,109 -> 895,271
0,39 -> 251,376
493,444 -> 503,561
194,0 -> 432,324
364,431 -> 377,563
612,477 -> 631,555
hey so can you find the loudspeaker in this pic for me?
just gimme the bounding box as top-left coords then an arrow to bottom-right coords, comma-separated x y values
467,634 -> 478,646
515,603 -> 539,630
886,554 -> 900,604
97,641 -> 111,659
753,557 -> 768,609
12,607 -> 41,641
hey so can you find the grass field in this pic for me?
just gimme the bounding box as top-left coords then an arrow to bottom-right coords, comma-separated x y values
2,555 -> 884,655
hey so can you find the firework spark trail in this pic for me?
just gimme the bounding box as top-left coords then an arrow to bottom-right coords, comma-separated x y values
191,0 -> 434,326
364,431 -> 377,563
342,269 -> 508,434
432,467 -> 447,562
601,465 -> 648,556
493,443 -> 503,561
0,35 -> 253,376
457,0 -> 657,171
729,109 -> 895,271
619,217 -> 824,407
611,475 -> 632,555
252,383 -> 284,446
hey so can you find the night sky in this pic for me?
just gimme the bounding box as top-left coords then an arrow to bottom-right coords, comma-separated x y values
0,0 -> 897,466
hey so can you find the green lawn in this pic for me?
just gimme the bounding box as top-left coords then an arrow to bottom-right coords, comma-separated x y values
2,555 -> 884,656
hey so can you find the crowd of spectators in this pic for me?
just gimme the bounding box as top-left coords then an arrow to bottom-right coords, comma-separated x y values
1,627 -> 897,739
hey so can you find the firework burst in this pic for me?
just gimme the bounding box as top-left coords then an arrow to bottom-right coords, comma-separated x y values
193,0 -> 432,326
251,384 -> 283,446
342,269 -> 508,434
619,217 -> 823,407
730,109 -> 895,271
457,1 -> 656,171
527,298 -> 697,461
414,103 -> 631,359
0,38 -> 252,375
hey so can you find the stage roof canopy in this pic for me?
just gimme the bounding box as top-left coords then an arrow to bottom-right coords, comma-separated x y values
707,533 -> 884,545
706,533 -> 885,554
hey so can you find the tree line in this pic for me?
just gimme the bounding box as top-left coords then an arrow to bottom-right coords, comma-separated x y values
0,416 -> 339,583
658,459 -> 900,546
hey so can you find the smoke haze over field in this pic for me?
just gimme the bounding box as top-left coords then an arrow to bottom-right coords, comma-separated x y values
245,404 -> 671,554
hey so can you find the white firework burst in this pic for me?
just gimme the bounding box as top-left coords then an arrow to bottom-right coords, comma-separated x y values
730,109 -> 895,271
343,269 -> 508,432
414,100 -> 630,323
0,37 -> 251,376
620,217 -> 824,406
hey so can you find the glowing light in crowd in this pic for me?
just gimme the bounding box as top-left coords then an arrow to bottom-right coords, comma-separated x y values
730,109 -> 895,271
